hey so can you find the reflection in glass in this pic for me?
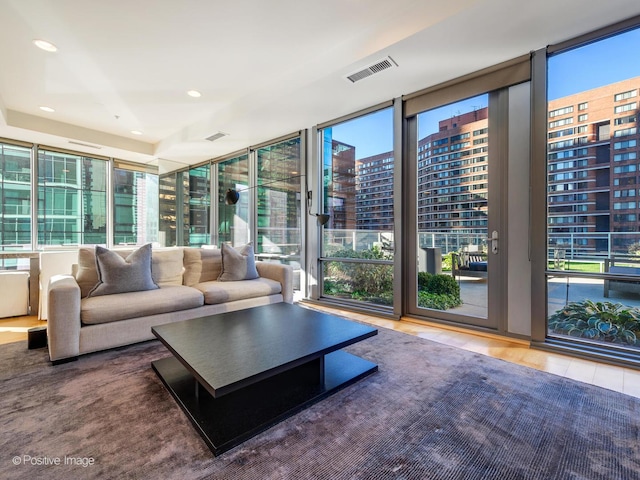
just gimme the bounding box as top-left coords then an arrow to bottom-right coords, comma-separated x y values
257,139 -> 302,289
37,150 -> 107,246
320,108 -> 394,305
218,154 -> 249,246
188,165 -> 210,247
113,168 -> 158,245
159,173 -> 177,246
1,143 -> 31,250
546,26 -> 640,351
416,95 -> 489,317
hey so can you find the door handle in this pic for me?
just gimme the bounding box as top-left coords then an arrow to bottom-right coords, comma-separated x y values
488,230 -> 498,254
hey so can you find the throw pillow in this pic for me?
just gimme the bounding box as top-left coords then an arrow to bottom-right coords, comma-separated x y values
88,243 -> 159,297
218,243 -> 259,282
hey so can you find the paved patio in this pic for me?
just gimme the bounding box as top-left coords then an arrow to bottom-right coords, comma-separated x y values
450,275 -> 640,319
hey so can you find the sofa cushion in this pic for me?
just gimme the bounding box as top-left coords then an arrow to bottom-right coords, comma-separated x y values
88,244 -> 158,297
75,247 -> 103,298
151,248 -> 185,286
183,248 -> 222,286
194,278 -> 281,305
218,243 -> 259,281
81,285 -> 204,324
76,246 -> 184,297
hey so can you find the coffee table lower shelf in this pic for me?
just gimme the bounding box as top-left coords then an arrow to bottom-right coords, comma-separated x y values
152,350 -> 377,455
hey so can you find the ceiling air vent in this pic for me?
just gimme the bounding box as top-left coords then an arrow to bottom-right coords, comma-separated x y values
345,56 -> 398,84
205,132 -> 228,142
68,140 -> 101,149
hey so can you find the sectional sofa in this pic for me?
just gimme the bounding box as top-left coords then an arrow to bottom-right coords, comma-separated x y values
46,244 -> 293,364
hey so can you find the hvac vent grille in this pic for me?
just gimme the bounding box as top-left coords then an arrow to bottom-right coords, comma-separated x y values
205,132 -> 228,142
346,57 -> 397,83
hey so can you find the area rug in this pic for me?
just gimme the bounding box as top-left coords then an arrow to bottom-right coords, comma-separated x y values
1,324 -> 639,480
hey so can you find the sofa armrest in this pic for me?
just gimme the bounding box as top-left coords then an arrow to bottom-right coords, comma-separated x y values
47,274 -> 82,363
256,262 -> 294,304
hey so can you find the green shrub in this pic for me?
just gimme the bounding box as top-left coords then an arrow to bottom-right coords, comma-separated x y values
417,272 -> 432,291
548,300 -> 639,345
418,272 -> 460,297
418,291 -> 461,310
417,272 -> 461,310
325,247 -> 393,304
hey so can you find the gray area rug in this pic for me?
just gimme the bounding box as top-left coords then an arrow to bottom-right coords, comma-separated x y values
1,324 -> 639,480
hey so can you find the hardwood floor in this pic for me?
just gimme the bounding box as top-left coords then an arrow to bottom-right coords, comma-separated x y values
0,315 -> 46,345
3,308 -> 639,399
305,304 -> 640,400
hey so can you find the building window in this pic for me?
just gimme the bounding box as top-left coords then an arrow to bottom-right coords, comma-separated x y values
549,117 -> 574,128
613,139 -> 637,149
614,89 -> 637,101
614,164 -> 637,174
613,189 -> 636,198
614,102 -> 637,114
613,127 -> 637,137
549,106 -> 574,117
614,114 -> 636,125
613,152 -> 637,161
578,102 -> 588,110
613,201 -> 636,209
578,114 -> 588,122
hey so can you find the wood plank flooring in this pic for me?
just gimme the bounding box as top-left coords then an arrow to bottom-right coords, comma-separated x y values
2,308 -> 638,399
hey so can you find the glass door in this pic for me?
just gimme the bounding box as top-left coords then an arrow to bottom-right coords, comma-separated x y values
407,94 -> 502,329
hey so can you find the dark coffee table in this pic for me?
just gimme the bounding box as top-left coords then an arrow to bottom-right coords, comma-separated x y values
151,303 -> 378,455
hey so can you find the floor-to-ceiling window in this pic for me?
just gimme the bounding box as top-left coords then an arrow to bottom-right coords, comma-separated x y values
256,137 -> 302,289
158,173 -> 177,247
188,164 -> 210,247
0,142 -> 31,268
37,149 -> 107,246
544,25 -> 640,355
217,154 -> 249,246
317,106 -> 395,308
113,161 -> 158,246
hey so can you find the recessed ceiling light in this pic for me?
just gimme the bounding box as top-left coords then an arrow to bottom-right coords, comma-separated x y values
131,130 -> 143,135
187,90 -> 202,98
33,39 -> 58,52
39,106 -> 55,112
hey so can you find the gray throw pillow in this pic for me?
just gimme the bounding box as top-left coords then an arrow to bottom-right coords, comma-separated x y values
88,244 -> 159,297
218,243 -> 259,281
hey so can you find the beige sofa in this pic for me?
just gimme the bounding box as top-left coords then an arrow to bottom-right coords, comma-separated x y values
47,246 -> 293,364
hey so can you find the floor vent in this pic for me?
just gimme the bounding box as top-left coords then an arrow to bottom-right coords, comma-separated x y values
346,56 -> 398,84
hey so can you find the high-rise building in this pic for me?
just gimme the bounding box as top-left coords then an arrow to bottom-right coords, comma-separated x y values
417,108 -> 489,235
355,151 -> 394,230
324,137 -> 357,230
547,77 -> 640,253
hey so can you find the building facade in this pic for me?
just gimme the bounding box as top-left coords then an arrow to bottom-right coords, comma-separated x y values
547,77 -> 640,254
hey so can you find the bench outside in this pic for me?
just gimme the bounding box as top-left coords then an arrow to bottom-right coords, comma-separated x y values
451,252 -> 488,281
604,257 -> 640,297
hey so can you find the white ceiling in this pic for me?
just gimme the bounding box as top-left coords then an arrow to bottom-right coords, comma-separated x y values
1,0 -> 640,168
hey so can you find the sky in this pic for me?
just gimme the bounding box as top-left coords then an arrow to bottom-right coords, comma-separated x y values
548,27 -> 640,100
329,27 -> 640,160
